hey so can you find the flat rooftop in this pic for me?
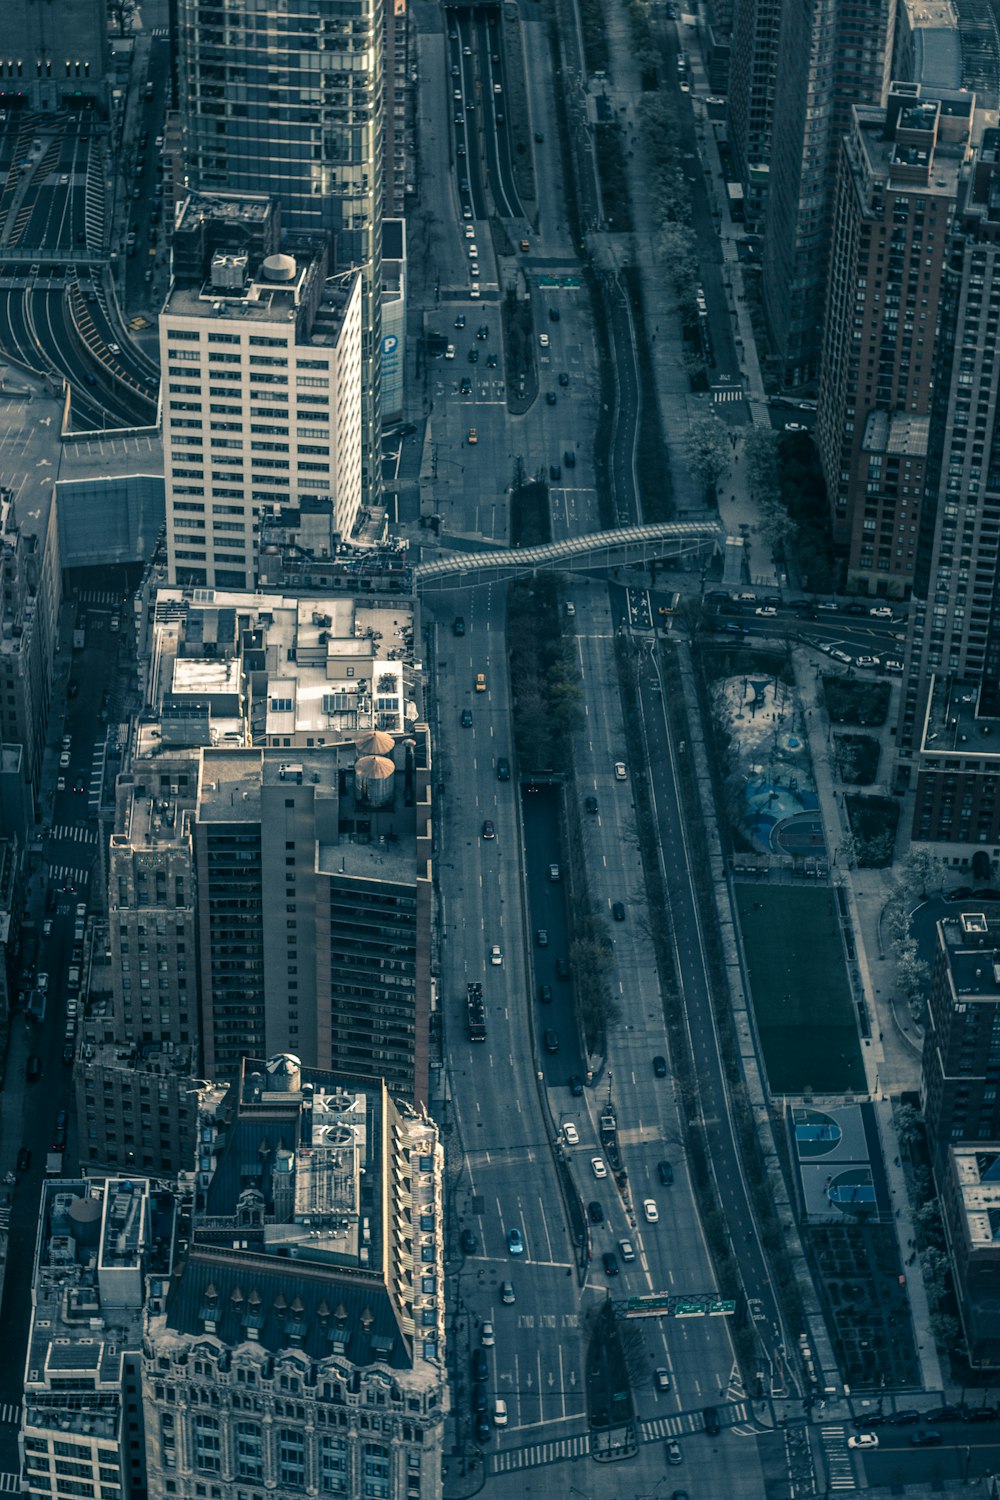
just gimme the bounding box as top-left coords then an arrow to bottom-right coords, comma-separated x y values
921,674 -> 1000,758
952,1147 -> 1000,1250
938,907 -> 1000,1000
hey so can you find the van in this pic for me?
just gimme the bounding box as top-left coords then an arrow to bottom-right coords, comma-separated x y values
703,1406 -> 721,1435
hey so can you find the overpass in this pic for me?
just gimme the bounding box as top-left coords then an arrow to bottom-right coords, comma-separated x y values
413,519 -> 724,589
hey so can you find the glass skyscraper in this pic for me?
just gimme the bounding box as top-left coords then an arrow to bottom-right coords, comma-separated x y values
177,0 -> 383,503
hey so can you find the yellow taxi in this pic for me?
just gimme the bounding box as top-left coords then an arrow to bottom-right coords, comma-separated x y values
475,673 -> 486,692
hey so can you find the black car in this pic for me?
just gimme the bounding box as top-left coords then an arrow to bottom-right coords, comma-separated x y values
62,1042 -> 75,1065
474,1414 -> 492,1443
911,1430 -> 942,1447
556,958 -> 570,980
585,795 -> 598,813
461,708 -> 473,727
460,1229 -> 478,1255
471,1383 -> 488,1414
886,1409 -> 921,1426
543,1029 -> 560,1054
564,450 -> 575,467
852,1413 -> 886,1429
477,324 -> 489,340
653,1056 -> 668,1077
558,371 -> 569,387
612,901 -> 625,921
472,1349 -> 488,1382
468,348 -> 478,364
602,1251 -> 619,1276
588,1200 -> 605,1224
453,616 -> 466,636
16,1147 -> 31,1172
964,1405 -> 997,1423
549,464 -> 561,481
545,391 -> 557,406
658,1160 -> 674,1186
569,1075 -> 584,1096
538,984 -> 553,1004
496,757 -> 511,781
549,307 -> 560,322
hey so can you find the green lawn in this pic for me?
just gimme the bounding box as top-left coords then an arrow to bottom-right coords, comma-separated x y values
736,885 -> 865,1094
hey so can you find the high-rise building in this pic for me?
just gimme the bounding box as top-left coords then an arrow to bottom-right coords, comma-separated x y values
3,0 -> 108,112
160,193 -> 362,591
817,85 -> 972,595
0,488 -> 61,800
762,0 -> 897,388
922,908 -> 1000,1171
141,1055 -> 446,1500
940,1143 -> 1000,1367
894,126 -> 1000,855
726,0 -> 782,225
176,0 -> 383,505
383,0 -> 410,218
20,1175 -> 175,1500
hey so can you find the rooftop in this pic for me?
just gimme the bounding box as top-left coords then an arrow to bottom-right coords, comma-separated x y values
862,409 -> 931,457
921,674 -> 1000,758
937,906 -> 1000,1000
952,1146 -> 1000,1250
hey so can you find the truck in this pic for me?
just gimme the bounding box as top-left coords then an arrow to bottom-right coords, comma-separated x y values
45,1152 -> 63,1177
466,982 -> 486,1042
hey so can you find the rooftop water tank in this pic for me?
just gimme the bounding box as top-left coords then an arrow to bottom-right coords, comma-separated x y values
261,253 -> 297,282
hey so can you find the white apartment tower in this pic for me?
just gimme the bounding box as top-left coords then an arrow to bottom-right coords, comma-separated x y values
161,194 -> 362,591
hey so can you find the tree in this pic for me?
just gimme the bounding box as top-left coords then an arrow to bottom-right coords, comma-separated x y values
685,415 -> 730,495
929,1312 -> 961,1349
896,946 -> 930,1001
898,848 -> 945,900
742,427 -> 780,503
895,1102 -> 924,1155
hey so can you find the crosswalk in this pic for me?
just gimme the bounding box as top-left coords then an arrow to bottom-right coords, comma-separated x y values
640,1402 -> 748,1442
0,1403 -> 20,1427
0,1472 -> 20,1491
48,825 -> 98,846
48,865 -> 91,890
488,1432 -> 591,1473
712,382 -> 744,403
0,1208 -> 10,1234
819,1423 -> 857,1492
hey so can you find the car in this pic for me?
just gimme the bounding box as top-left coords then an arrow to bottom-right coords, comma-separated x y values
62,1042 -> 74,1065
703,1406 -> 721,1435
658,1160 -> 674,1185
36,972 -> 49,993
884,658 -> 904,673
75,902 -> 87,921
564,450 -> 576,467
549,464 -> 561,481
602,1251 -> 619,1276
144,268 -> 154,283
493,82 -> 502,94
614,761 -> 627,781
481,1319 -> 495,1347
486,353 -> 497,367
467,427 -> 478,444
885,1409 -> 921,1426
852,1413 -> 886,1429
964,1405 -> 997,1423
453,616 -> 466,636
469,264 -> 480,277
546,391 -> 557,405
612,900 -> 625,921
445,343 -> 456,360
910,1430 -> 942,1447
655,1368 -> 671,1391
493,1398 -> 508,1428
482,819 -> 495,840
549,863 -> 561,880
619,1238 -> 636,1262
73,775 -> 85,793
855,655 -> 880,669
723,622 -> 749,636
666,1439 -> 682,1465
784,421 -> 807,432
558,371 -> 569,387
563,1123 -> 579,1145
59,750 -> 71,768
472,1348 -> 488,1382
587,1200 -> 604,1224
591,1156 -> 608,1179
496,757 -> 510,781
539,983 -> 553,1004
755,606 -> 777,617
847,1433 -> 879,1450
42,918 -> 52,937
869,605 -> 893,619
543,1029 -> 559,1053
477,324 -> 489,340
66,999 -> 78,1019
817,600 -> 840,612
460,1228 -> 478,1255
467,244 -> 478,258
472,1383 -> 488,1415
536,928 -> 548,947
61,734 -> 72,751
56,776 -> 66,793
490,944 -> 502,965
501,1280 -> 515,1304
507,1226 -> 524,1255
461,708 -> 473,726
643,1199 -> 659,1223
53,1110 -> 68,1149
108,342 -> 121,354
556,958 -> 571,980
585,795 -> 598,813
26,1055 -> 41,1082
830,649 -> 851,664
842,601 -> 868,616
468,348 -> 478,363
539,332 -> 549,347
653,1055 -> 668,1077
16,1147 -> 31,1172
569,1074 -> 584,1096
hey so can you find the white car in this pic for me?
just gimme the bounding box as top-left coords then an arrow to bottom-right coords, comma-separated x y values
869,605 -> 893,619
614,761 -> 627,781
42,919 -> 52,937
563,1123 -> 579,1145
59,750 -> 71,768
754,606 -> 777,617
490,944 -> 502,966
643,1198 -> 659,1223
61,735 -> 72,751
445,343 -> 455,360
847,1433 -> 879,1450
494,1398 -> 508,1428
591,1156 -> 607,1179
855,655 -> 880,669
465,225 -> 475,239
481,1319 -> 495,1347
37,972 -> 49,992
539,332 -> 549,347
